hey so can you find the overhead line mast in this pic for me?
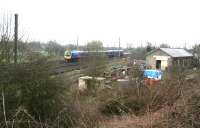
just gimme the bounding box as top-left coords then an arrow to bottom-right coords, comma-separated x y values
76,36 -> 79,50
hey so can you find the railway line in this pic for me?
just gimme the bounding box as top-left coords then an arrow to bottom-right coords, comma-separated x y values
0,58 -> 127,76
53,62 -> 82,74
0,60 -> 83,75
53,57 -> 129,75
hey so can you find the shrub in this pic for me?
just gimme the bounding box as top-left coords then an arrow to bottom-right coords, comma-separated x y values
0,56 -> 66,126
101,100 -> 130,116
99,85 -> 148,116
124,98 -> 146,115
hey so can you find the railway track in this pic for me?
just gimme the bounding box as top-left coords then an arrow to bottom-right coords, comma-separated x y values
53,62 -> 82,75
53,58 -> 127,75
0,60 -> 84,75
0,58 -> 127,75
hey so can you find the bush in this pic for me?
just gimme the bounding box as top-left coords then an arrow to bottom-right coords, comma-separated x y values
0,56 -> 66,126
158,77 -> 200,128
83,52 -> 108,77
124,98 -> 146,115
101,100 -> 130,116
99,85 -> 148,116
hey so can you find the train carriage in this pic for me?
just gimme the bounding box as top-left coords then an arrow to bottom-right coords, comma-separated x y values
64,50 -> 124,63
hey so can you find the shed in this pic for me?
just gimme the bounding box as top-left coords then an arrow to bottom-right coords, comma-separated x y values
78,76 -> 105,90
146,48 -> 193,70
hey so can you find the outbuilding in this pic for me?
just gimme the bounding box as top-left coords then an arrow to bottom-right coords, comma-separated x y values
146,48 -> 193,70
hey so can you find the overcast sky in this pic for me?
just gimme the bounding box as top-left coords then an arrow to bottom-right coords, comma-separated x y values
1,0 -> 200,48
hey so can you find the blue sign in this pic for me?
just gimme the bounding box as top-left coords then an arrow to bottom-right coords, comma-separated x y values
144,69 -> 162,80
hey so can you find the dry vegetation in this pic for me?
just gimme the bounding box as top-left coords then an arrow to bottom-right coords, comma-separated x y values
101,69 -> 200,128
1,47 -> 200,128
2,15 -> 200,128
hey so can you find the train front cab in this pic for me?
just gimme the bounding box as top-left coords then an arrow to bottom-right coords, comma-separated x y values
64,50 -> 82,63
64,50 -> 72,62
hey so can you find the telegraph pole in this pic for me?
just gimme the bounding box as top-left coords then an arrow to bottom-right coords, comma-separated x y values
118,37 -> 121,57
76,36 -> 79,50
14,13 -> 18,64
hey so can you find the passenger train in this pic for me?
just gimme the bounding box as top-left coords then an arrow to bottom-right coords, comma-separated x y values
64,50 -> 124,62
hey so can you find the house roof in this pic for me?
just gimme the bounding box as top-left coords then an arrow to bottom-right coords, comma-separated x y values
160,48 -> 193,57
146,48 -> 193,58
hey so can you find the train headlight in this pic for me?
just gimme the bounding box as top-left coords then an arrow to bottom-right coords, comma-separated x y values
65,56 -> 71,59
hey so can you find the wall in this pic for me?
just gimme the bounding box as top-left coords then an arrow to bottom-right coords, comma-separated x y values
172,57 -> 193,68
146,49 -> 171,70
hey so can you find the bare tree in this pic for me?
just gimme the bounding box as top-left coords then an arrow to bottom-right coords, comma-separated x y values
0,14 -> 14,63
192,44 -> 200,68
146,42 -> 155,52
46,40 -> 65,57
86,40 -> 104,51
160,43 -> 170,48
83,40 -> 108,77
